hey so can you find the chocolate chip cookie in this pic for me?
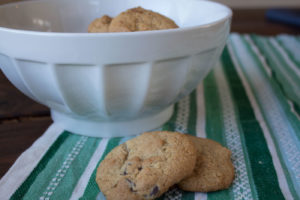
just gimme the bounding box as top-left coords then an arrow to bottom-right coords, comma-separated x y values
178,136 -> 235,192
96,131 -> 197,200
88,7 -> 178,33
109,7 -> 178,32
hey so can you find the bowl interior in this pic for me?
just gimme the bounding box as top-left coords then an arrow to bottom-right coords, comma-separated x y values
0,0 -> 231,33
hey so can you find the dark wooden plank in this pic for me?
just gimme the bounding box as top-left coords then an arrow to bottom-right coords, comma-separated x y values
0,71 -> 50,119
0,117 -> 52,177
231,9 -> 300,35
0,0 -> 23,5
231,21 -> 300,35
0,0 -> 299,35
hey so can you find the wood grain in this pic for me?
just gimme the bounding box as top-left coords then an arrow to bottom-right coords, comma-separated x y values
0,117 -> 52,177
0,71 -> 50,120
231,9 -> 300,35
0,0 -> 23,5
215,0 -> 300,8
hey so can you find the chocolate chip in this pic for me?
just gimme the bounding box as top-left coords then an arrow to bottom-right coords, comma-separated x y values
125,178 -> 136,191
121,165 -> 128,175
138,166 -> 142,171
150,185 -> 159,196
121,170 -> 127,175
125,178 -> 132,184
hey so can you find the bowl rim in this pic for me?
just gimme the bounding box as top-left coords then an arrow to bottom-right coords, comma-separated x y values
0,0 -> 232,37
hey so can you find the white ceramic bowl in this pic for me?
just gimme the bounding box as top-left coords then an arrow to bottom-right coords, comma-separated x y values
0,0 -> 231,137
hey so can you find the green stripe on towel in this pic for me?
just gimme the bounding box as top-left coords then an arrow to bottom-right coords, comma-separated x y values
229,34 -> 300,199
222,46 -> 285,199
79,137 -> 122,200
204,70 -> 232,200
49,137 -> 101,199
204,71 -> 226,145
182,91 -> 197,200
251,36 -> 300,116
23,135 -> 88,200
187,90 -> 197,136
10,131 -> 70,200
162,102 -> 178,131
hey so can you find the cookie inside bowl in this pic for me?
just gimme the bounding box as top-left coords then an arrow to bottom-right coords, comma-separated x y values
0,0 -> 231,33
88,7 -> 179,33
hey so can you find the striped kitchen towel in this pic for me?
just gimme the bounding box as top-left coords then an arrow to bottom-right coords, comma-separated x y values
0,34 -> 299,200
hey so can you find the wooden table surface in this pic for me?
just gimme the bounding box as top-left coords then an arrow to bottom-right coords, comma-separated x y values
0,8 -> 300,178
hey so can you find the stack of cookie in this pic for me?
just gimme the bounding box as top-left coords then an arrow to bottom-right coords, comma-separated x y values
96,131 -> 235,200
88,7 -> 179,33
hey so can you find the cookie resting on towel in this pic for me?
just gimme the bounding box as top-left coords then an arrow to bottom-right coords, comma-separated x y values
178,136 -> 235,192
96,131 -> 197,200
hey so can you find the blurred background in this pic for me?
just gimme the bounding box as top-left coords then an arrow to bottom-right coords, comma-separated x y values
0,0 -> 299,34
1,0 -> 300,7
